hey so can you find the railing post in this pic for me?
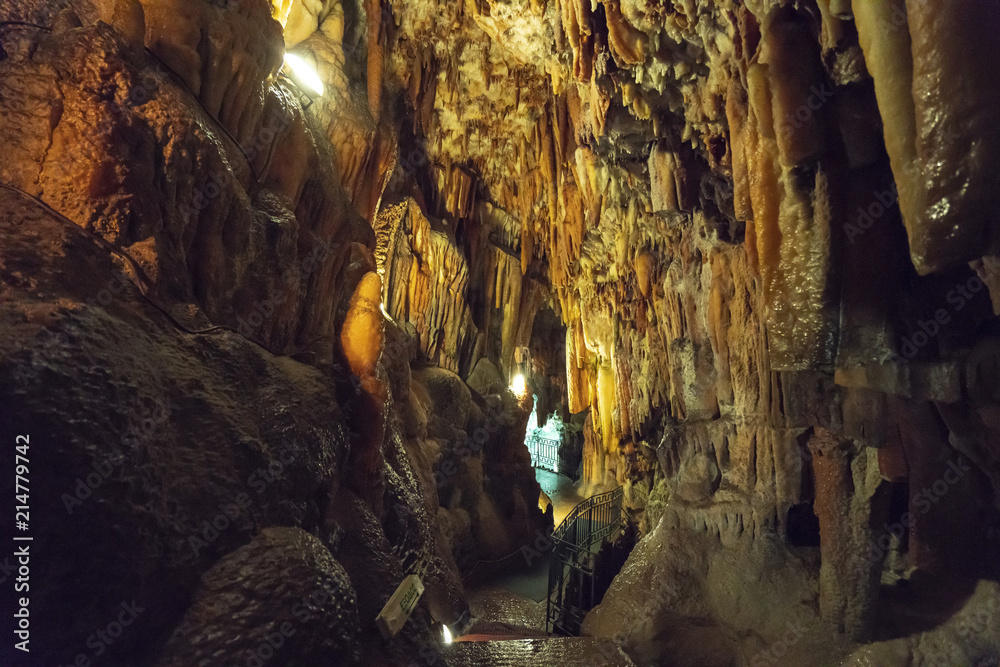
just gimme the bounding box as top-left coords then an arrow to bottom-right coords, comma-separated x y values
527,434 -> 560,473
546,485 -> 628,637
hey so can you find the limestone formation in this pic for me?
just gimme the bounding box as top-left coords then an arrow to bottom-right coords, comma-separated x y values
3,0 -> 1000,665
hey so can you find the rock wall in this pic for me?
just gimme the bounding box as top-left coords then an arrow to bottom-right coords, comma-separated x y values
376,0 -> 1000,665
4,0 -> 1000,665
0,1 -> 545,664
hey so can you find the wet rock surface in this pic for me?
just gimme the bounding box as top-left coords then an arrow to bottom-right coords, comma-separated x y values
442,637 -> 636,667
4,0 -> 1000,664
0,5 -> 485,666
155,527 -> 361,666
0,187 -> 353,664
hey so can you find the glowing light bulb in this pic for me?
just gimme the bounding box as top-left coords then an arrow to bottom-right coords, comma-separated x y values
510,374 -> 526,397
442,625 -> 452,644
283,52 -> 324,97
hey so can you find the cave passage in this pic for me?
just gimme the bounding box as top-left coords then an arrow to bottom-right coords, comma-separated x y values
2,0 -> 1000,666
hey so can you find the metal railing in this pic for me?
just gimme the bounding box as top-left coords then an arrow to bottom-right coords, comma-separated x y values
527,434 -> 560,473
546,486 -> 624,636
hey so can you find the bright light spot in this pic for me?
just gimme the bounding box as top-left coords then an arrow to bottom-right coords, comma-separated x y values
510,374 -> 527,397
283,53 -> 324,97
380,302 -> 391,319
442,625 -> 452,644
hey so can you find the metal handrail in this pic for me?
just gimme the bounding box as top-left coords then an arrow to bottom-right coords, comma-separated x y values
546,486 -> 624,636
552,485 -> 623,547
527,434 -> 560,472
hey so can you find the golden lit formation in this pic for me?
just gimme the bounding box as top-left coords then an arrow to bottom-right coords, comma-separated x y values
2,0 -> 1000,664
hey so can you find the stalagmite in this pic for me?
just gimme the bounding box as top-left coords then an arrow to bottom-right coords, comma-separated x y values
809,432 -> 883,640
597,361 -> 618,453
340,271 -> 388,508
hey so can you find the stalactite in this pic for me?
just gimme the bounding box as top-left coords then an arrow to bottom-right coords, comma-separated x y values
763,6 -> 828,167
746,63 -> 783,301
726,76 -> 753,222
596,360 -> 617,454
377,199 -> 482,374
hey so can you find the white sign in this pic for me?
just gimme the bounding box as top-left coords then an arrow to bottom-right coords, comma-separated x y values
376,574 -> 424,639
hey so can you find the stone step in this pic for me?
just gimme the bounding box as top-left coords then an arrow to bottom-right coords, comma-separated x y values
442,637 -> 636,666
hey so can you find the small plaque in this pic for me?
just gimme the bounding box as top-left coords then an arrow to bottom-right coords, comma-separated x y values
375,574 -> 425,639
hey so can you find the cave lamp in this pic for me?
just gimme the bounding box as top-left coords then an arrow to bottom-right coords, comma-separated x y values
282,52 -> 324,107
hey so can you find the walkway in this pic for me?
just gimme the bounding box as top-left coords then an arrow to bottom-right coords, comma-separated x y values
447,470 -> 641,665
465,585 -> 546,636
535,468 -> 585,526
442,637 -> 636,665
461,469 -> 584,609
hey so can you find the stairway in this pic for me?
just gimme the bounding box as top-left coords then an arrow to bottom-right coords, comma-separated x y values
442,637 -> 636,666
547,486 -> 626,635
448,483 -> 634,665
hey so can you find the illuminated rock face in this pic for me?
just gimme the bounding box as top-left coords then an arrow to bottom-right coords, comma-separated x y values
376,0 -> 1000,663
138,0 -> 285,145
3,0 -> 1000,665
0,4 -> 475,665
339,270 -> 389,510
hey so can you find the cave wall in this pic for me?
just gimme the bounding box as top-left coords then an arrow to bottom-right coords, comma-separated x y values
376,0 -> 1000,664
4,0 -> 1000,665
0,0 -> 547,664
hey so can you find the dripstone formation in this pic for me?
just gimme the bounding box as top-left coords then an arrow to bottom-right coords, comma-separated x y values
2,1 -> 999,665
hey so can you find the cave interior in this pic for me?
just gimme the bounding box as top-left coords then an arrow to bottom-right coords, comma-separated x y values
2,0 -> 1000,665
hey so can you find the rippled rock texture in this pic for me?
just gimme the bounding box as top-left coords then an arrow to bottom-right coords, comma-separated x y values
376,0 -> 1000,664
0,1 -> 543,664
